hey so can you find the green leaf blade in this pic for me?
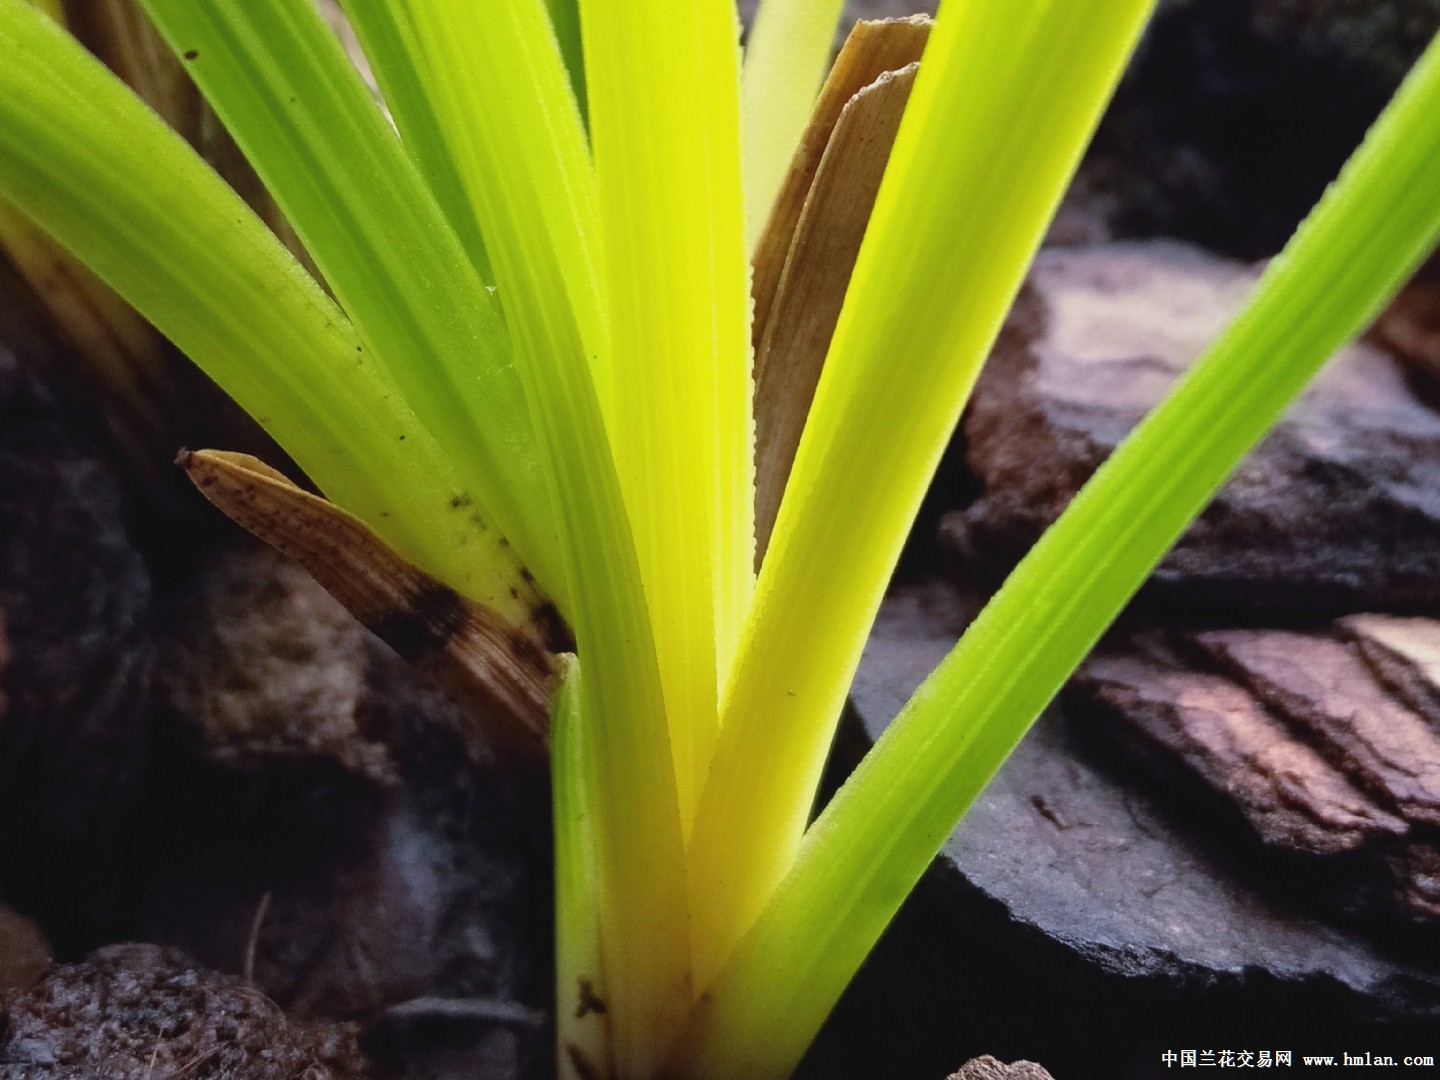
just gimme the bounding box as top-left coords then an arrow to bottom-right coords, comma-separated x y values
741,0 -> 847,249
402,3 -> 692,1071
678,25 -> 1440,1079
551,656 -> 613,1080
543,0 -> 588,122
687,0 -> 1158,995
400,0 -> 607,399
136,0 -> 565,600
340,0 -> 493,280
0,0 -> 536,617
579,0 -> 755,831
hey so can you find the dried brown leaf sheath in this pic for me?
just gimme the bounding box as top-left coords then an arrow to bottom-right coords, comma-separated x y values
179,449 -> 560,755
750,15 -> 932,348
753,53 -> 923,556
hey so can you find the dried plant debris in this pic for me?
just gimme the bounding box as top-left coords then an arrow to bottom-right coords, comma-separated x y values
750,15 -> 932,347
950,241 -> 1440,613
754,60 -> 920,556
0,944 -> 369,1078
1071,615 -> 1440,927
180,450 -> 560,756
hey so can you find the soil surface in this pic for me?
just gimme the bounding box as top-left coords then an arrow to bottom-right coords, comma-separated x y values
1,944 -> 368,1078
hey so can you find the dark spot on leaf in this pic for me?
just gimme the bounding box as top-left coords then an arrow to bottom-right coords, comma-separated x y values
565,1043 -> 603,1080
183,49 -> 198,60
449,493 -> 474,510
576,978 -> 607,1019
532,601 -> 574,653
365,582 -> 468,661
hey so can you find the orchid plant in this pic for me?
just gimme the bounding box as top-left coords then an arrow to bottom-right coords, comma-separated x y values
3,0 -> 1440,1077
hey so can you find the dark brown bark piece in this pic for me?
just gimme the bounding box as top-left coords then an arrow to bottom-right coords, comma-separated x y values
951,241 -> 1440,613
1382,842 -> 1440,923
1340,613 -> 1440,727
832,581 -> 1440,1077
0,344 -> 153,935
1190,628 -> 1440,826
0,943 -> 369,1078
1076,652 -> 1406,855
0,904 -> 51,994
135,544 -> 554,1077
947,1055 -> 1055,1079
0,608 -> 7,725
159,543 -> 398,783
1375,278 -> 1440,387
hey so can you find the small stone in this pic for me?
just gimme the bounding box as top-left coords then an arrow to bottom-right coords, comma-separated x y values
0,943 -> 369,1078
1191,629 -> 1440,827
951,242 -> 1440,614
948,1057 -> 1055,1080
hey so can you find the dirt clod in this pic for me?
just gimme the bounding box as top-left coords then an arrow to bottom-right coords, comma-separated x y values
0,943 -> 369,1078
948,1056 -> 1055,1079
